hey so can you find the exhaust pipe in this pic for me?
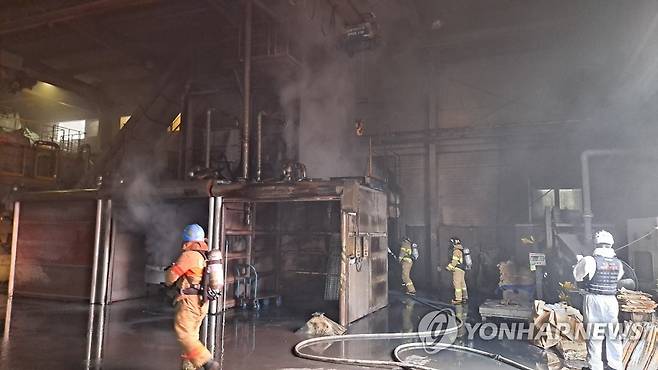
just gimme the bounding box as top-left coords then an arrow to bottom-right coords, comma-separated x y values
205,109 -> 213,169
256,111 -> 267,182
241,0 -> 253,181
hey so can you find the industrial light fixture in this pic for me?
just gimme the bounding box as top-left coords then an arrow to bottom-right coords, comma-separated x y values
338,13 -> 380,56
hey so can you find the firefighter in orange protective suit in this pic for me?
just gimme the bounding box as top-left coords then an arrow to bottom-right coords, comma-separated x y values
165,224 -> 221,370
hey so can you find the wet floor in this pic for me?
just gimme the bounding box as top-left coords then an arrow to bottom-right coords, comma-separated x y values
0,293 -> 550,370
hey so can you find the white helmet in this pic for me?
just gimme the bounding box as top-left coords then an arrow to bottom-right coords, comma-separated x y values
594,230 -> 614,247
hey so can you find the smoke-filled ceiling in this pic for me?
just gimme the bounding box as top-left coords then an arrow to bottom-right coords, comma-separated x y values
4,2 -> 658,369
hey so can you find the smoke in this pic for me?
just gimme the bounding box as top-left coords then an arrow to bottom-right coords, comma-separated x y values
114,136 -> 207,268
274,3 -> 374,179
296,51 -> 367,178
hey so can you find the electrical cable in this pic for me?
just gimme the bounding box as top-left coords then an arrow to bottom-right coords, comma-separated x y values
615,230 -> 655,252
619,259 -> 639,290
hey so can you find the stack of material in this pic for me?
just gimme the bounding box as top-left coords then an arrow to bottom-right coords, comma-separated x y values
622,322 -> 658,370
498,260 -> 535,305
617,288 -> 658,314
532,300 -> 585,349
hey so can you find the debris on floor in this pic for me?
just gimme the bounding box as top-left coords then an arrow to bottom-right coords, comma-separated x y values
479,299 -> 533,322
532,300 -> 585,349
532,300 -> 587,369
404,354 -> 432,366
617,288 -> 658,314
623,322 -> 658,369
296,312 -> 346,337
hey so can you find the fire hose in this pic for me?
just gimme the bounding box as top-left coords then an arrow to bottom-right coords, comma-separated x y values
293,297 -> 535,370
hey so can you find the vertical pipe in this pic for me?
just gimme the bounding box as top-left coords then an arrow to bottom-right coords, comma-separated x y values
580,150 -> 625,245
178,88 -> 189,179
205,109 -> 213,169
339,211 -> 348,326
89,199 -> 103,304
367,137 -> 373,177
99,199 -> 112,305
95,305 -> 106,361
3,201 -> 20,341
84,305 -> 95,369
256,112 -> 265,182
581,152 -> 593,245
527,177 -> 533,224
241,0 -> 253,181
6,202 -> 19,299
219,234 -> 230,368
208,196 -> 222,357
217,199 -> 228,368
202,197 -> 216,346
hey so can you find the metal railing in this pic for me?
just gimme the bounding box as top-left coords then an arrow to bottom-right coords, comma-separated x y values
41,124 -> 85,152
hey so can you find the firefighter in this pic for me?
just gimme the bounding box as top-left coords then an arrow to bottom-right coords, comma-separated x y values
165,224 -> 221,370
573,230 -> 623,370
446,237 -> 468,304
399,237 -> 417,295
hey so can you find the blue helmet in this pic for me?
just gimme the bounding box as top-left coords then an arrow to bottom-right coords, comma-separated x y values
182,224 -> 205,242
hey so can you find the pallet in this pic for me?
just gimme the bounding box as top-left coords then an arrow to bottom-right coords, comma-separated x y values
479,299 -> 533,322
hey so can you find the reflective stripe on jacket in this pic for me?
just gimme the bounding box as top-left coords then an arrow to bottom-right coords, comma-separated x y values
448,248 -> 464,271
399,245 -> 413,263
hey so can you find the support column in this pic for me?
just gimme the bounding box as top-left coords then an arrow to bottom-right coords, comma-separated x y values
98,109 -> 118,153
425,60 -> 441,289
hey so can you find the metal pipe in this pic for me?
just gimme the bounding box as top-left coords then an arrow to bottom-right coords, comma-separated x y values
219,235 -> 230,368
208,196 -> 222,357
99,199 -> 112,305
201,196 -> 216,346
3,201 -> 20,341
218,201 -> 227,367
84,305 -> 96,369
95,305 -> 106,361
580,149 -> 624,245
205,108 -> 213,169
89,199 -> 103,304
178,86 -> 191,179
6,201 -> 20,300
241,0 -> 253,181
527,177 -> 533,224
339,211 -> 348,326
256,111 -> 266,182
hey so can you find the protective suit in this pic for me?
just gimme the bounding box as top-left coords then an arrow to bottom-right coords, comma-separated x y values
399,238 -> 416,295
165,224 -> 220,370
446,237 -> 468,304
573,230 -> 623,370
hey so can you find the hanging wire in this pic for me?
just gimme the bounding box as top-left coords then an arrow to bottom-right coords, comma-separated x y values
615,229 -> 656,252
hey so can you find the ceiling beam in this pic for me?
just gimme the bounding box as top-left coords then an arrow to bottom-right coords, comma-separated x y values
64,21 -> 158,73
20,58 -> 105,108
0,0 -> 159,36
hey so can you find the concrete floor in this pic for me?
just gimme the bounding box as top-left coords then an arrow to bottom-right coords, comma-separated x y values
0,293 -> 550,370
